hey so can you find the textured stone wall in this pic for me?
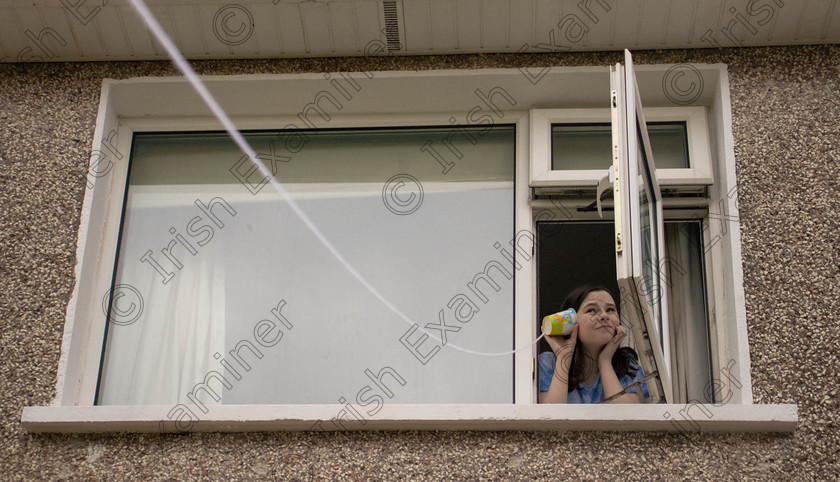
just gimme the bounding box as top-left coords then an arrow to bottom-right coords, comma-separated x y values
1,45 -> 838,480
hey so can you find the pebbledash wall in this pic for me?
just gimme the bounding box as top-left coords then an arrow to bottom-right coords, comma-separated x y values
1,45 -> 837,479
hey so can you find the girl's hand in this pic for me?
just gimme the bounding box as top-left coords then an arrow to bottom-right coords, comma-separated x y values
545,324 -> 578,373
597,325 -> 626,365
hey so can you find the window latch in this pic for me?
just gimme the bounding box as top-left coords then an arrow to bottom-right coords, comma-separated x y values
595,165 -> 614,218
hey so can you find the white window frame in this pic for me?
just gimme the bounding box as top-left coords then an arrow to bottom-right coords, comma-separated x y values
529,106 -> 712,188
22,67 -> 796,433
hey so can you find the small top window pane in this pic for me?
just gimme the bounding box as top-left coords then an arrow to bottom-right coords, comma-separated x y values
647,122 -> 689,169
551,123 -> 611,170
551,121 -> 688,171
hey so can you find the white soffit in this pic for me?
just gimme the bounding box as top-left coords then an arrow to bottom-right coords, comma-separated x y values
0,0 -> 837,62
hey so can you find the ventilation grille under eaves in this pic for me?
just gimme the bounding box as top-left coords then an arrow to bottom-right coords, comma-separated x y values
382,0 -> 403,51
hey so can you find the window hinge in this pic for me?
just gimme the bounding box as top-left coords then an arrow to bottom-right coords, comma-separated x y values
610,89 -> 623,254
532,357 -> 536,380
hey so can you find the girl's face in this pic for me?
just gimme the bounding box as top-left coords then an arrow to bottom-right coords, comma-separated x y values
576,290 -> 620,349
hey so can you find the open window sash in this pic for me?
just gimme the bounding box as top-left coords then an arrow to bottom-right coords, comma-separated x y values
611,50 -> 673,403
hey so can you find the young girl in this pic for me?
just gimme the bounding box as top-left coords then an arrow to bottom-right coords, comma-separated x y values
539,284 -> 649,404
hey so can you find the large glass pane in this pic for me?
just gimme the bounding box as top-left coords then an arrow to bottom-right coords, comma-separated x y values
97,126 -> 515,406
637,129 -> 663,341
552,121 -> 688,170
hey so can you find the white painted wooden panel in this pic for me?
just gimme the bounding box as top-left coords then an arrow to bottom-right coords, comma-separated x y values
826,0 -> 840,39
148,5 -> 182,54
0,9 -> 26,60
227,4 -> 260,57
662,0 -> 697,46
768,0 -> 805,43
612,0 -> 643,47
301,2 -> 335,53
638,0 -> 672,47
429,0 -> 457,50
691,0 -> 725,47
354,0 -> 383,48
330,1 -> 361,53
403,0 -> 432,51
482,0 -> 510,49
192,5 -> 226,58
12,7 -> 45,35
42,6 -> 95,60
14,6 -> 75,61
797,0 -> 836,41
557,0 -> 576,46
92,5 -> 135,59
275,2 -> 307,54
456,0 -> 481,50
266,4 -> 287,55
117,5 -> 162,59
167,5 -> 207,58
147,4 -> 180,56
724,0 -> 753,46
757,0 -> 782,43
0,3 -> 837,86
507,0 -> 534,49
533,0 -> 561,49
576,0 -> 615,48
248,3 -> 279,56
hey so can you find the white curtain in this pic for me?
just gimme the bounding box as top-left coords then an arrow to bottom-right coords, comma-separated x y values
97,198 -> 225,406
665,223 -> 712,404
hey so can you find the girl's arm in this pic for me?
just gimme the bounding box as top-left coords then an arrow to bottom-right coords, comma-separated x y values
539,357 -> 571,403
539,325 -> 578,404
597,326 -> 642,403
598,359 -> 642,404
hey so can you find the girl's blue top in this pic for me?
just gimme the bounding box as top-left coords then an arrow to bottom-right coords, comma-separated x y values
538,351 -> 650,403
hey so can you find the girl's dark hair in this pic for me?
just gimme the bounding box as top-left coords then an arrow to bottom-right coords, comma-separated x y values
558,284 -> 639,392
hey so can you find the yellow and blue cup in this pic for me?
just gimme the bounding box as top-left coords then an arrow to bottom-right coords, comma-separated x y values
541,308 -> 578,336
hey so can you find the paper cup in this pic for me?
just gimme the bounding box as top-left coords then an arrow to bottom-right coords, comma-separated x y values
541,308 -> 578,336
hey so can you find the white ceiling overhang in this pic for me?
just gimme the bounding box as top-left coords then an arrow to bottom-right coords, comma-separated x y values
0,0 -> 837,63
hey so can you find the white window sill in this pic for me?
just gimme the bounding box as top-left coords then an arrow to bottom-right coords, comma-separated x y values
22,404 -> 797,433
